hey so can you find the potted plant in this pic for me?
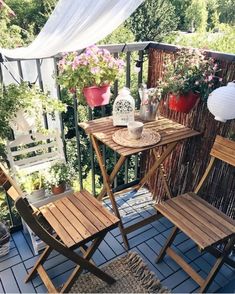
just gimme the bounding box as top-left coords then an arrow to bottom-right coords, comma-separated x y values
57,45 -> 125,108
157,48 -> 222,113
46,162 -> 70,195
17,171 -> 47,202
0,82 -> 66,136
0,222 -> 10,256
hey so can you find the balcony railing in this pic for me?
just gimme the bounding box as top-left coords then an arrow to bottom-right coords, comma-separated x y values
0,42 -> 235,231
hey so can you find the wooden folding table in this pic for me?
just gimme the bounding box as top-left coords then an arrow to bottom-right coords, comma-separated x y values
80,115 -> 200,249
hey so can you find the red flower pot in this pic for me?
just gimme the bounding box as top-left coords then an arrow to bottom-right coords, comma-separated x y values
83,85 -> 111,108
168,92 -> 199,113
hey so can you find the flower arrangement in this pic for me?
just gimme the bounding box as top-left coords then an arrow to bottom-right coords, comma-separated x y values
46,162 -> 70,187
157,48 -> 222,101
57,45 -> 125,94
139,84 -> 161,105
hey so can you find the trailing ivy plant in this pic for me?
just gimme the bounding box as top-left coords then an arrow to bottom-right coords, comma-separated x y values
0,82 -> 66,140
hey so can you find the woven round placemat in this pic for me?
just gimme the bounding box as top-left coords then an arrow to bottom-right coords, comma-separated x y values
112,128 -> 161,148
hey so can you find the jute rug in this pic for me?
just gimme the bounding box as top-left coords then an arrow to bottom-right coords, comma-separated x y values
70,252 -> 170,293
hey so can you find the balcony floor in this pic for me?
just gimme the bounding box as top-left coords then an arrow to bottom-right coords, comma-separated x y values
0,188 -> 234,293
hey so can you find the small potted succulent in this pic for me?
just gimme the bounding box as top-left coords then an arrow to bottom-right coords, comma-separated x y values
57,45 -> 125,108
17,171 -> 46,202
47,162 -> 70,195
0,222 -> 10,256
157,48 -> 222,113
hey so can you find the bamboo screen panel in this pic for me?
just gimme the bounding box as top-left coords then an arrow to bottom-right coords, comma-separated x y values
143,48 -> 235,219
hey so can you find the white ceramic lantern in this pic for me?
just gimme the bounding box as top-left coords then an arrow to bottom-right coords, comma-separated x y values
113,87 -> 135,126
207,82 -> 235,122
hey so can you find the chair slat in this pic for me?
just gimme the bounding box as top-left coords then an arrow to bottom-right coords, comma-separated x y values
68,194 -> 106,231
47,203 -> 83,244
82,190 -> 119,224
77,191 -> 113,226
40,206 -> 75,247
172,196 -> 230,239
61,197 -> 98,235
54,200 -> 91,239
210,136 -> 235,166
186,193 -> 235,230
156,202 -> 214,249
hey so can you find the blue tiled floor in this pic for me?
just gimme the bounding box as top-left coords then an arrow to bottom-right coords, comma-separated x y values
0,189 -> 234,293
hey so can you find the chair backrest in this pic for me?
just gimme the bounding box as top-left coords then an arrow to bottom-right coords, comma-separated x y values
6,130 -> 65,175
195,135 -> 235,193
210,135 -> 235,167
0,163 -> 22,201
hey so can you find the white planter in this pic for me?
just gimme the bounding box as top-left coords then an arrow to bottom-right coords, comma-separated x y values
10,109 -> 36,132
28,188 -> 46,202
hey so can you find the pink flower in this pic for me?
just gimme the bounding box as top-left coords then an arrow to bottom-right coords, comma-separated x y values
208,75 -> 213,81
219,78 -> 223,82
91,67 -> 100,74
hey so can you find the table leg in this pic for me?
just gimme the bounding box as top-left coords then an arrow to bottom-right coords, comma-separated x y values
97,155 -> 126,201
91,135 -> 130,249
135,142 -> 177,192
152,149 -> 173,199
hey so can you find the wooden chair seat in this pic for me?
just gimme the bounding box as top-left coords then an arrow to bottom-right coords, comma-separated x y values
39,190 -> 119,248
156,192 -> 235,250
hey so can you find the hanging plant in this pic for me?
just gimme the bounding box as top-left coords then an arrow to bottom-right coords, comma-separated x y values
57,45 -> 125,107
0,82 -> 66,139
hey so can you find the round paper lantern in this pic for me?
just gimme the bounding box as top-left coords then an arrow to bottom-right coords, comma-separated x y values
207,82 -> 235,122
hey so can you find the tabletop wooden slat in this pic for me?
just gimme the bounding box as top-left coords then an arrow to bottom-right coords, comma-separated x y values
79,115 -> 200,156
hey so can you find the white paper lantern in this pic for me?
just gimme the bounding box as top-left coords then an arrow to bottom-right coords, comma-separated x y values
207,82 -> 235,122
113,87 -> 135,126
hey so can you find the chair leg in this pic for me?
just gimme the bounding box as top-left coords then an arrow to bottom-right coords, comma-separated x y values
156,226 -> 179,263
61,234 -> 111,293
200,237 -> 235,293
25,245 -> 53,282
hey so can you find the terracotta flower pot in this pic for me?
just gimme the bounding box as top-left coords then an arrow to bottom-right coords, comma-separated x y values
51,182 -> 66,195
168,92 -> 199,113
83,85 -> 111,108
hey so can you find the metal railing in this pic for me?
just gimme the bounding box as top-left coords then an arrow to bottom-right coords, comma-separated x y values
1,41 -> 234,231
0,42 -> 150,230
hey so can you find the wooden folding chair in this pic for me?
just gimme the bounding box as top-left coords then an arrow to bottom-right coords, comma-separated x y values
155,136 -> 235,293
0,163 -> 119,293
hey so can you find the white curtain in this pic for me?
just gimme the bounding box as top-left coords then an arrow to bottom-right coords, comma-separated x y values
0,0 -> 144,60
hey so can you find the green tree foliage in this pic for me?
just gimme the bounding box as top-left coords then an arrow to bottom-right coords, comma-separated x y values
170,0 -> 191,31
5,0 -> 57,40
185,0 -> 208,32
0,1 -> 24,47
207,0 -> 220,30
218,0 -> 235,25
164,24 -> 235,54
127,0 -> 179,42
100,24 -> 135,45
